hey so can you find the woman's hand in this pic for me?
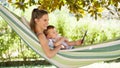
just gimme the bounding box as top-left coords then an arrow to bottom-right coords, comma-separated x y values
75,40 -> 83,46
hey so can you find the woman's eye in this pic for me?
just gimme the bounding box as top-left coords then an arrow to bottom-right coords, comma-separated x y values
44,19 -> 48,21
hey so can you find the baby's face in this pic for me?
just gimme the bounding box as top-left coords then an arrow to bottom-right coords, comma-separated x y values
47,28 -> 58,39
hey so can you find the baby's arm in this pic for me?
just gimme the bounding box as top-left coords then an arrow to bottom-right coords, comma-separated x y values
53,37 -> 66,49
54,37 -> 65,46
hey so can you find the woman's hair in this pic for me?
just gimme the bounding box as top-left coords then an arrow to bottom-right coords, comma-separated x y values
30,8 -> 48,33
44,25 -> 55,36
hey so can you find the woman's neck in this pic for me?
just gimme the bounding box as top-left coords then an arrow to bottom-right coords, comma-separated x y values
35,25 -> 43,34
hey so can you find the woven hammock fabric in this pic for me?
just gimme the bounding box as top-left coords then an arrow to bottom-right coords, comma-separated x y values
0,5 -> 120,68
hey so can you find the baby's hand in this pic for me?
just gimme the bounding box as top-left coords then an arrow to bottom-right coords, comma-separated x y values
61,45 -> 65,48
60,45 -> 66,50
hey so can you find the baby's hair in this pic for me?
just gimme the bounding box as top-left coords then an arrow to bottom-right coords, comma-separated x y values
44,25 -> 55,36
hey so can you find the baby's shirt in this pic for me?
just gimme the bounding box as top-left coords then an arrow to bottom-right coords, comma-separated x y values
48,39 -> 54,49
51,38 -> 73,50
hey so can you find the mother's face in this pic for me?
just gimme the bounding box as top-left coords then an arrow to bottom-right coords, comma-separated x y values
35,14 -> 49,30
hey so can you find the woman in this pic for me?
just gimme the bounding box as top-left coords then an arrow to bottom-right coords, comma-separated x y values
30,8 -> 62,58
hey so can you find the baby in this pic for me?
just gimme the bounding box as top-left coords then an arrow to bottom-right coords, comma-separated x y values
44,25 -> 83,50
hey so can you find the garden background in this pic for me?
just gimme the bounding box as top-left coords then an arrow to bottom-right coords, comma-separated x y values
0,0 -> 120,68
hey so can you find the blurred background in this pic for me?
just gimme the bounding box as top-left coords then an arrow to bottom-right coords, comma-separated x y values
0,0 -> 120,68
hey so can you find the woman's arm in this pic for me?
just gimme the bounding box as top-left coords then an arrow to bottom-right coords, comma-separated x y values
38,33 -> 62,58
66,40 -> 83,46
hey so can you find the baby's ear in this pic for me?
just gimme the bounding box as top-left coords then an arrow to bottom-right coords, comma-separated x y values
45,34 -> 48,37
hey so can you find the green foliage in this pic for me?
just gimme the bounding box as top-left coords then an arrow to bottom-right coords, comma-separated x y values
0,19 -> 12,60
0,17 -> 39,61
49,8 -> 120,46
5,0 -> 120,20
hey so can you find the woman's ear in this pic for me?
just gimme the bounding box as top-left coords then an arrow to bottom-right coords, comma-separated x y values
34,18 -> 38,24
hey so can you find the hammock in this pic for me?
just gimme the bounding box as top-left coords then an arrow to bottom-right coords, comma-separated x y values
0,5 -> 120,68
